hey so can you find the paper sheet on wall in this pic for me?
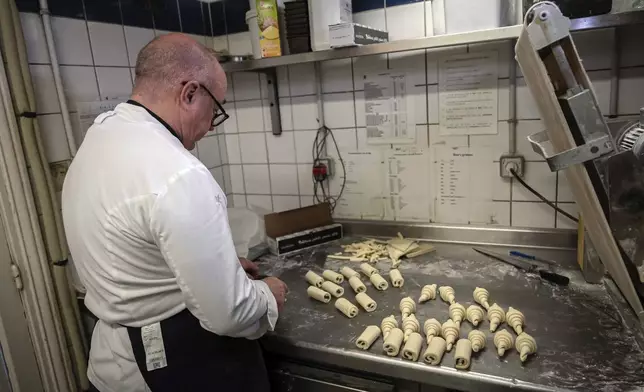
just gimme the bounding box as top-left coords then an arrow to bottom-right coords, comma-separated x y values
330,151 -> 387,220
439,51 -> 499,135
385,147 -> 432,222
75,99 -> 124,144
433,146 -> 505,225
364,71 -> 416,145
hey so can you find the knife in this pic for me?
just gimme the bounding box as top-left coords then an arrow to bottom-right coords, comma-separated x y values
509,250 -> 558,266
473,247 -> 570,286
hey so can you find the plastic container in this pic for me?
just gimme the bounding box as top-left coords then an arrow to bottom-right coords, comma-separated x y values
255,0 -> 282,57
308,0 -> 352,51
246,10 -> 262,59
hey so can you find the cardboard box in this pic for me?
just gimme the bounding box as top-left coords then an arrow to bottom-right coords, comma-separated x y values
265,203 -> 343,256
329,23 -> 389,48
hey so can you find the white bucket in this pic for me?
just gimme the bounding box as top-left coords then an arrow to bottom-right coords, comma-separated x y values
246,10 -> 262,59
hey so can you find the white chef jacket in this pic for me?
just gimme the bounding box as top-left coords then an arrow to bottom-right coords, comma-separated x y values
62,102 -> 278,392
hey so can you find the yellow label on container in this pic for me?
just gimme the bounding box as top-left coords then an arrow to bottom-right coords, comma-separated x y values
256,0 -> 282,58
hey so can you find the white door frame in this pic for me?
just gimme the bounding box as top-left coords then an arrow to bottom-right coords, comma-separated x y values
0,218 -> 44,392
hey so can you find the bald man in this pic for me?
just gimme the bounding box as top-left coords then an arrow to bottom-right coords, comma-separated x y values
62,34 -> 287,392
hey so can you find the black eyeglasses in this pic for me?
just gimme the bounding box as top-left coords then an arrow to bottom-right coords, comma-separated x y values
182,82 -> 229,128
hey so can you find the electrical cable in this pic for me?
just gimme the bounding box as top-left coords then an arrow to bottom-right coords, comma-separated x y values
510,168 -> 579,223
312,126 -> 347,212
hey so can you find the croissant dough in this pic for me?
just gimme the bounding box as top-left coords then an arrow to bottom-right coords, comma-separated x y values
454,339 -> 472,370
381,315 -> 398,339
356,325 -> 381,350
402,332 -> 423,362
383,328 -> 404,357
307,286 -> 331,303
468,330 -> 486,352
335,298 -> 359,318
370,273 -> 389,290
355,292 -> 377,312
340,266 -> 360,279
348,276 -> 367,293
402,314 -> 420,342
321,281 -> 344,298
399,297 -> 416,318
322,269 -> 344,284
506,307 -> 525,334
439,286 -> 456,304
487,303 -> 506,332
423,336 -> 447,365
423,318 -> 442,343
305,271 -> 324,287
494,329 -> 514,357
389,269 -> 405,287
418,284 -> 437,303
441,319 -> 459,351
473,287 -> 491,310
449,303 -> 466,327
360,263 -> 379,277
466,305 -> 485,327
515,332 -> 537,362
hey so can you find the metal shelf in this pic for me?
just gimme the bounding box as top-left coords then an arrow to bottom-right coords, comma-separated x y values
222,25 -> 522,72
221,10 -> 644,73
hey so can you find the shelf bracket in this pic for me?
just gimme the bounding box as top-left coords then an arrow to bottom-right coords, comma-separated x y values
259,68 -> 282,136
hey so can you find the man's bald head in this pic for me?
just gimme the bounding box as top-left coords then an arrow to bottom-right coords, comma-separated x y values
133,33 -> 225,100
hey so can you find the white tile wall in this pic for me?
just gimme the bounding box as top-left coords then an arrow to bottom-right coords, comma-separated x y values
21,12 -> 226,193
88,22 -> 129,67
219,20 -> 644,227
24,11 -> 644,229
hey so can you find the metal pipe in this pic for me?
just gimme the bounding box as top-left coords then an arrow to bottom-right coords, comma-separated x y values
38,0 -> 77,156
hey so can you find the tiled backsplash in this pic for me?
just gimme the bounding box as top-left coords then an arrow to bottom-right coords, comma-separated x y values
18,1 -> 644,230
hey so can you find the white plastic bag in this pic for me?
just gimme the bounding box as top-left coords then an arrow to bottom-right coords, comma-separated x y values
227,207 -> 267,258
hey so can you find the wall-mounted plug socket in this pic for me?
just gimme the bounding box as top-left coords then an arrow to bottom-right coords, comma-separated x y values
500,155 -> 525,178
316,158 -> 334,179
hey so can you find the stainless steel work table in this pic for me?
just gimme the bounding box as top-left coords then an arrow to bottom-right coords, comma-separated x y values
256,238 -> 644,392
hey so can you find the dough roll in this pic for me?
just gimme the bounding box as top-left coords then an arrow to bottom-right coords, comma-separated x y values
321,281 -> 344,297
340,266 -> 360,279
335,298 -> 359,318
305,270 -> 324,287
370,273 -> 389,291
402,332 -> 423,362
454,339 -> 472,370
322,269 -> 344,284
355,292 -> 377,312
383,328 -> 404,357
356,325 -> 381,350
360,263 -> 379,276
307,286 -> 331,303
348,276 -> 366,293
389,268 -> 404,288
423,336 -> 447,365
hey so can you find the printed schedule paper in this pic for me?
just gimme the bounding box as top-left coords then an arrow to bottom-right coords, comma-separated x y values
364,71 -> 416,145
439,51 -> 499,136
385,148 -> 432,222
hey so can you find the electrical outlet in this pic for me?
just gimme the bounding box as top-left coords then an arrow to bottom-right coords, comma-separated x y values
317,158 -> 334,179
500,155 -> 525,178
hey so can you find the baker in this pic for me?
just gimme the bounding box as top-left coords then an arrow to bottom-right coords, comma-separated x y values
62,33 -> 287,392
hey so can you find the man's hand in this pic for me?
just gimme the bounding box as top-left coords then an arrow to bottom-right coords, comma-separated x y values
262,277 -> 288,312
239,257 -> 259,279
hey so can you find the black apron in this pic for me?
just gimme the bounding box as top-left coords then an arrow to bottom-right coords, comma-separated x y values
125,309 -> 270,392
